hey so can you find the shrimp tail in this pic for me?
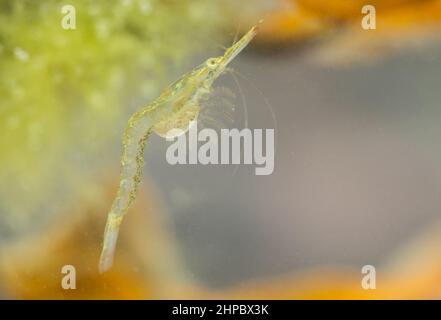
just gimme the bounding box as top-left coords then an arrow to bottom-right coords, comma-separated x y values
99,109 -> 154,273
99,213 -> 123,273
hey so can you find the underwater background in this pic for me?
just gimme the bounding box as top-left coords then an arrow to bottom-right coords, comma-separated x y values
1,0 -> 441,299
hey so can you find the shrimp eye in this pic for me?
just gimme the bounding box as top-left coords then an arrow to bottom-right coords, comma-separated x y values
206,58 -> 217,69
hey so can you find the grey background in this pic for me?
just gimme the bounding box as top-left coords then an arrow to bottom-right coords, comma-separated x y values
144,45 -> 441,288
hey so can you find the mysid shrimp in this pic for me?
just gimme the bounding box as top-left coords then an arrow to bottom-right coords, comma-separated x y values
99,23 -> 261,273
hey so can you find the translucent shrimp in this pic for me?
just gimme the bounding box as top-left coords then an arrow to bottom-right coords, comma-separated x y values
99,24 -> 260,273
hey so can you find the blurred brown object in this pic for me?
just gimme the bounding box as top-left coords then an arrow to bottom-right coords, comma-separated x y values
213,223 -> 441,299
0,173 -> 190,299
256,0 -> 441,63
2,172 -> 441,299
257,6 -> 329,44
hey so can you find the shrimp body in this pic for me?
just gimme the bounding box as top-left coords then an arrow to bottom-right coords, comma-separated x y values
99,24 -> 259,273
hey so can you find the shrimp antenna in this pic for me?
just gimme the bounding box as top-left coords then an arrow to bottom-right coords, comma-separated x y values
228,69 -> 248,177
229,69 -> 249,129
231,21 -> 242,47
206,38 -> 228,52
228,68 -> 278,146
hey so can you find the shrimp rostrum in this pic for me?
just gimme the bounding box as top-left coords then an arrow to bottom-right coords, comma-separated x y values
99,24 -> 259,273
